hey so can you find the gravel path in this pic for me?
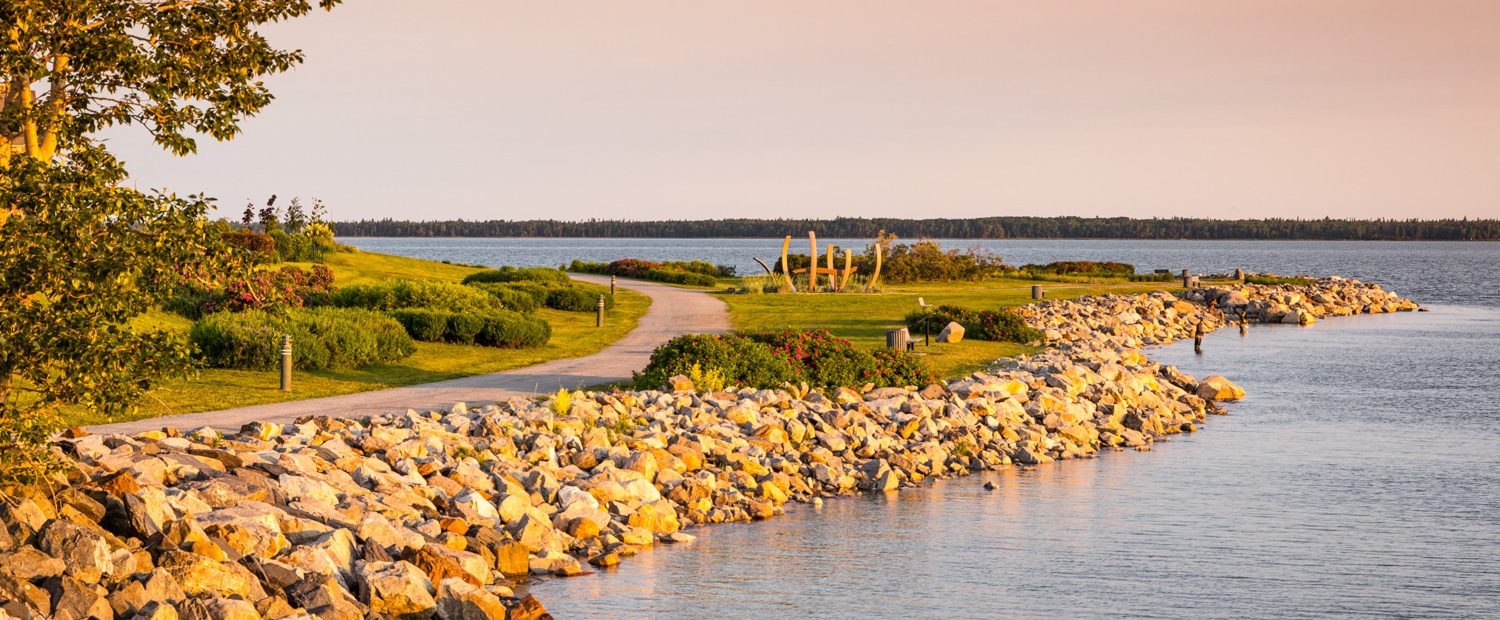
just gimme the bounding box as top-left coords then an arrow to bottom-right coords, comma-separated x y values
87,274 -> 729,435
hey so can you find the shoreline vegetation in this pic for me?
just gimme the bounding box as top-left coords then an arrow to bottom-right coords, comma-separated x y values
2,274 -> 1417,619
330,217 -> 1500,241
81,250 -> 651,427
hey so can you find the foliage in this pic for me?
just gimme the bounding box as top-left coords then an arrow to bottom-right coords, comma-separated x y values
660,260 -> 735,278
191,307 -> 414,371
776,236 -> 1010,284
0,0 -> 343,164
635,329 -> 935,391
168,264 -> 335,318
1019,260 -> 1136,276
567,259 -> 719,287
1245,275 -> 1317,286
467,283 -> 542,313
332,216 -> 1500,242
462,266 -> 571,285
332,279 -> 500,313
906,305 -> 1043,343
222,229 -> 277,260
387,308 -> 550,348
635,334 -> 797,391
686,363 -> 726,392
0,152 -> 232,480
466,280 -> 614,313
550,387 -> 572,416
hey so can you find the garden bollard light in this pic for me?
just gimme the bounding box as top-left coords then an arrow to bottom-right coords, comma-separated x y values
611,274 -> 617,296
280,335 -> 292,392
597,295 -> 605,327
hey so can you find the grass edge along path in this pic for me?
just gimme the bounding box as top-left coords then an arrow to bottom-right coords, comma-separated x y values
71,252 -> 650,427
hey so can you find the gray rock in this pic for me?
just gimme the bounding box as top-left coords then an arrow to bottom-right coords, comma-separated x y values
356,561 -> 436,620
35,519 -> 114,584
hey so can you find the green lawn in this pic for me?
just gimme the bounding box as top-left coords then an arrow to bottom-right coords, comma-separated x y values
720,277 -> 1186,379
73,251 -> 649,426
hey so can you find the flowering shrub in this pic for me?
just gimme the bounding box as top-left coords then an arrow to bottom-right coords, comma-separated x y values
191,307 -> 415,370
635,329 -> 936,390
168,264 -> 335,318
906,304 -> 1043,343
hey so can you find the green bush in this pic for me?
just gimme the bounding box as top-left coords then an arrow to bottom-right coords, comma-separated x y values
469,280 -> 615,313
566,259 -> 719,287
635,329 -> 935,391
332,279 -> 499,313
389,308 -> 448,341
905,305 -> 1043,343
191,307 -> 415,370
468,283 -> 542,313
389,307 -> 550,348
462,266 -> 572,285
476,311 -> 552,348
446,312 -> 486,345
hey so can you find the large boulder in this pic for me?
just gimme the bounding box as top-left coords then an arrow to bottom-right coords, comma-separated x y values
1195,376 -> 1246,401
35,519 -> 114,584
936,321 -> 965,343
357,561 -> 436,619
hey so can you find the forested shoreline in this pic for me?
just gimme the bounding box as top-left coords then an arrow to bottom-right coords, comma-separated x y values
330,216 -> 1500,240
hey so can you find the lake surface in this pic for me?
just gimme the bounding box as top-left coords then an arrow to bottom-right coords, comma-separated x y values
342,238 -> 1500,618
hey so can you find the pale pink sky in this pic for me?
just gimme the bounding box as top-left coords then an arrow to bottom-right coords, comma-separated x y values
108,0 -> 1500,221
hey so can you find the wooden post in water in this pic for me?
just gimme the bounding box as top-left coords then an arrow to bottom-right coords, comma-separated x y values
1032,285 -> 1044,300
1234,268 -> 1245,282
1193,321 -> 1204,354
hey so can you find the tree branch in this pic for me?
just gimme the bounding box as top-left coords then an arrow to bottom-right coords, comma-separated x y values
37,54 -> 70,161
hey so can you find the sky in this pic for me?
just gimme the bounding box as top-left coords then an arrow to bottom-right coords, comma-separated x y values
106,0 -> 1500,221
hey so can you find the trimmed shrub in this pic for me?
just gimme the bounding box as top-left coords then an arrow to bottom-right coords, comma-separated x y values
635,334 -> 797,390
191,307 -> 415,370
567,259 -> 719,287
1019,261 -> 1136,276
470,281 -> 615,313
390,308 -> 448,341
906,305 -> 1043,343
446,312 -> 486,345
462,266 -> 572,285
468,283 -> 542,313
476,311 -> 552,348
332,279 -> 499,313
390,307 -> 550,348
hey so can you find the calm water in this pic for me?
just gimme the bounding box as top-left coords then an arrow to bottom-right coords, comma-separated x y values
343,238 -> 1500,618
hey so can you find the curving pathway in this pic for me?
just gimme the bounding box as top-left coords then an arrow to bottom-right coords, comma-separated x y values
88,275 -> 729,435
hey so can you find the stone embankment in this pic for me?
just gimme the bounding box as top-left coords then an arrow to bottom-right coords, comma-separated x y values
0,277 -> 1415,619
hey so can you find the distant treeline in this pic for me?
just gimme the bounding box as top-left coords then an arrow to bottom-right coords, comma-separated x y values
330,217 -> 1500,241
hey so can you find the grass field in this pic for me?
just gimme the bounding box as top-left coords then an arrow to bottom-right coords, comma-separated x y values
74,250 -> 650,427
720,277 -> 1186,379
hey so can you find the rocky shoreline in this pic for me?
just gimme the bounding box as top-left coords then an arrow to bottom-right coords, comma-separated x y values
0,277 -> 1416,620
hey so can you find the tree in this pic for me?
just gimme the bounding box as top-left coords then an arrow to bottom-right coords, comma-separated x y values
1,0 -> 341,168
258,194 -> 280,232
0,0 -> 341,480
284,197 -> 306,233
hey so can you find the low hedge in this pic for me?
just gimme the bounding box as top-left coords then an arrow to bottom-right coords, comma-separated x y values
906,305 -> 1043,343
635,329 -> 936,390
331,279 -> 499,313
462,266 -> 572,285
469,281 -> 615,313
567,259 -> 719,287
191,307 -> 415,370
389,308 -> 551,348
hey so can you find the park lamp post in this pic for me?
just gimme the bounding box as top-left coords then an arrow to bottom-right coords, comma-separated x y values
280,335 -> 293,392
917,297 -> 932,346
